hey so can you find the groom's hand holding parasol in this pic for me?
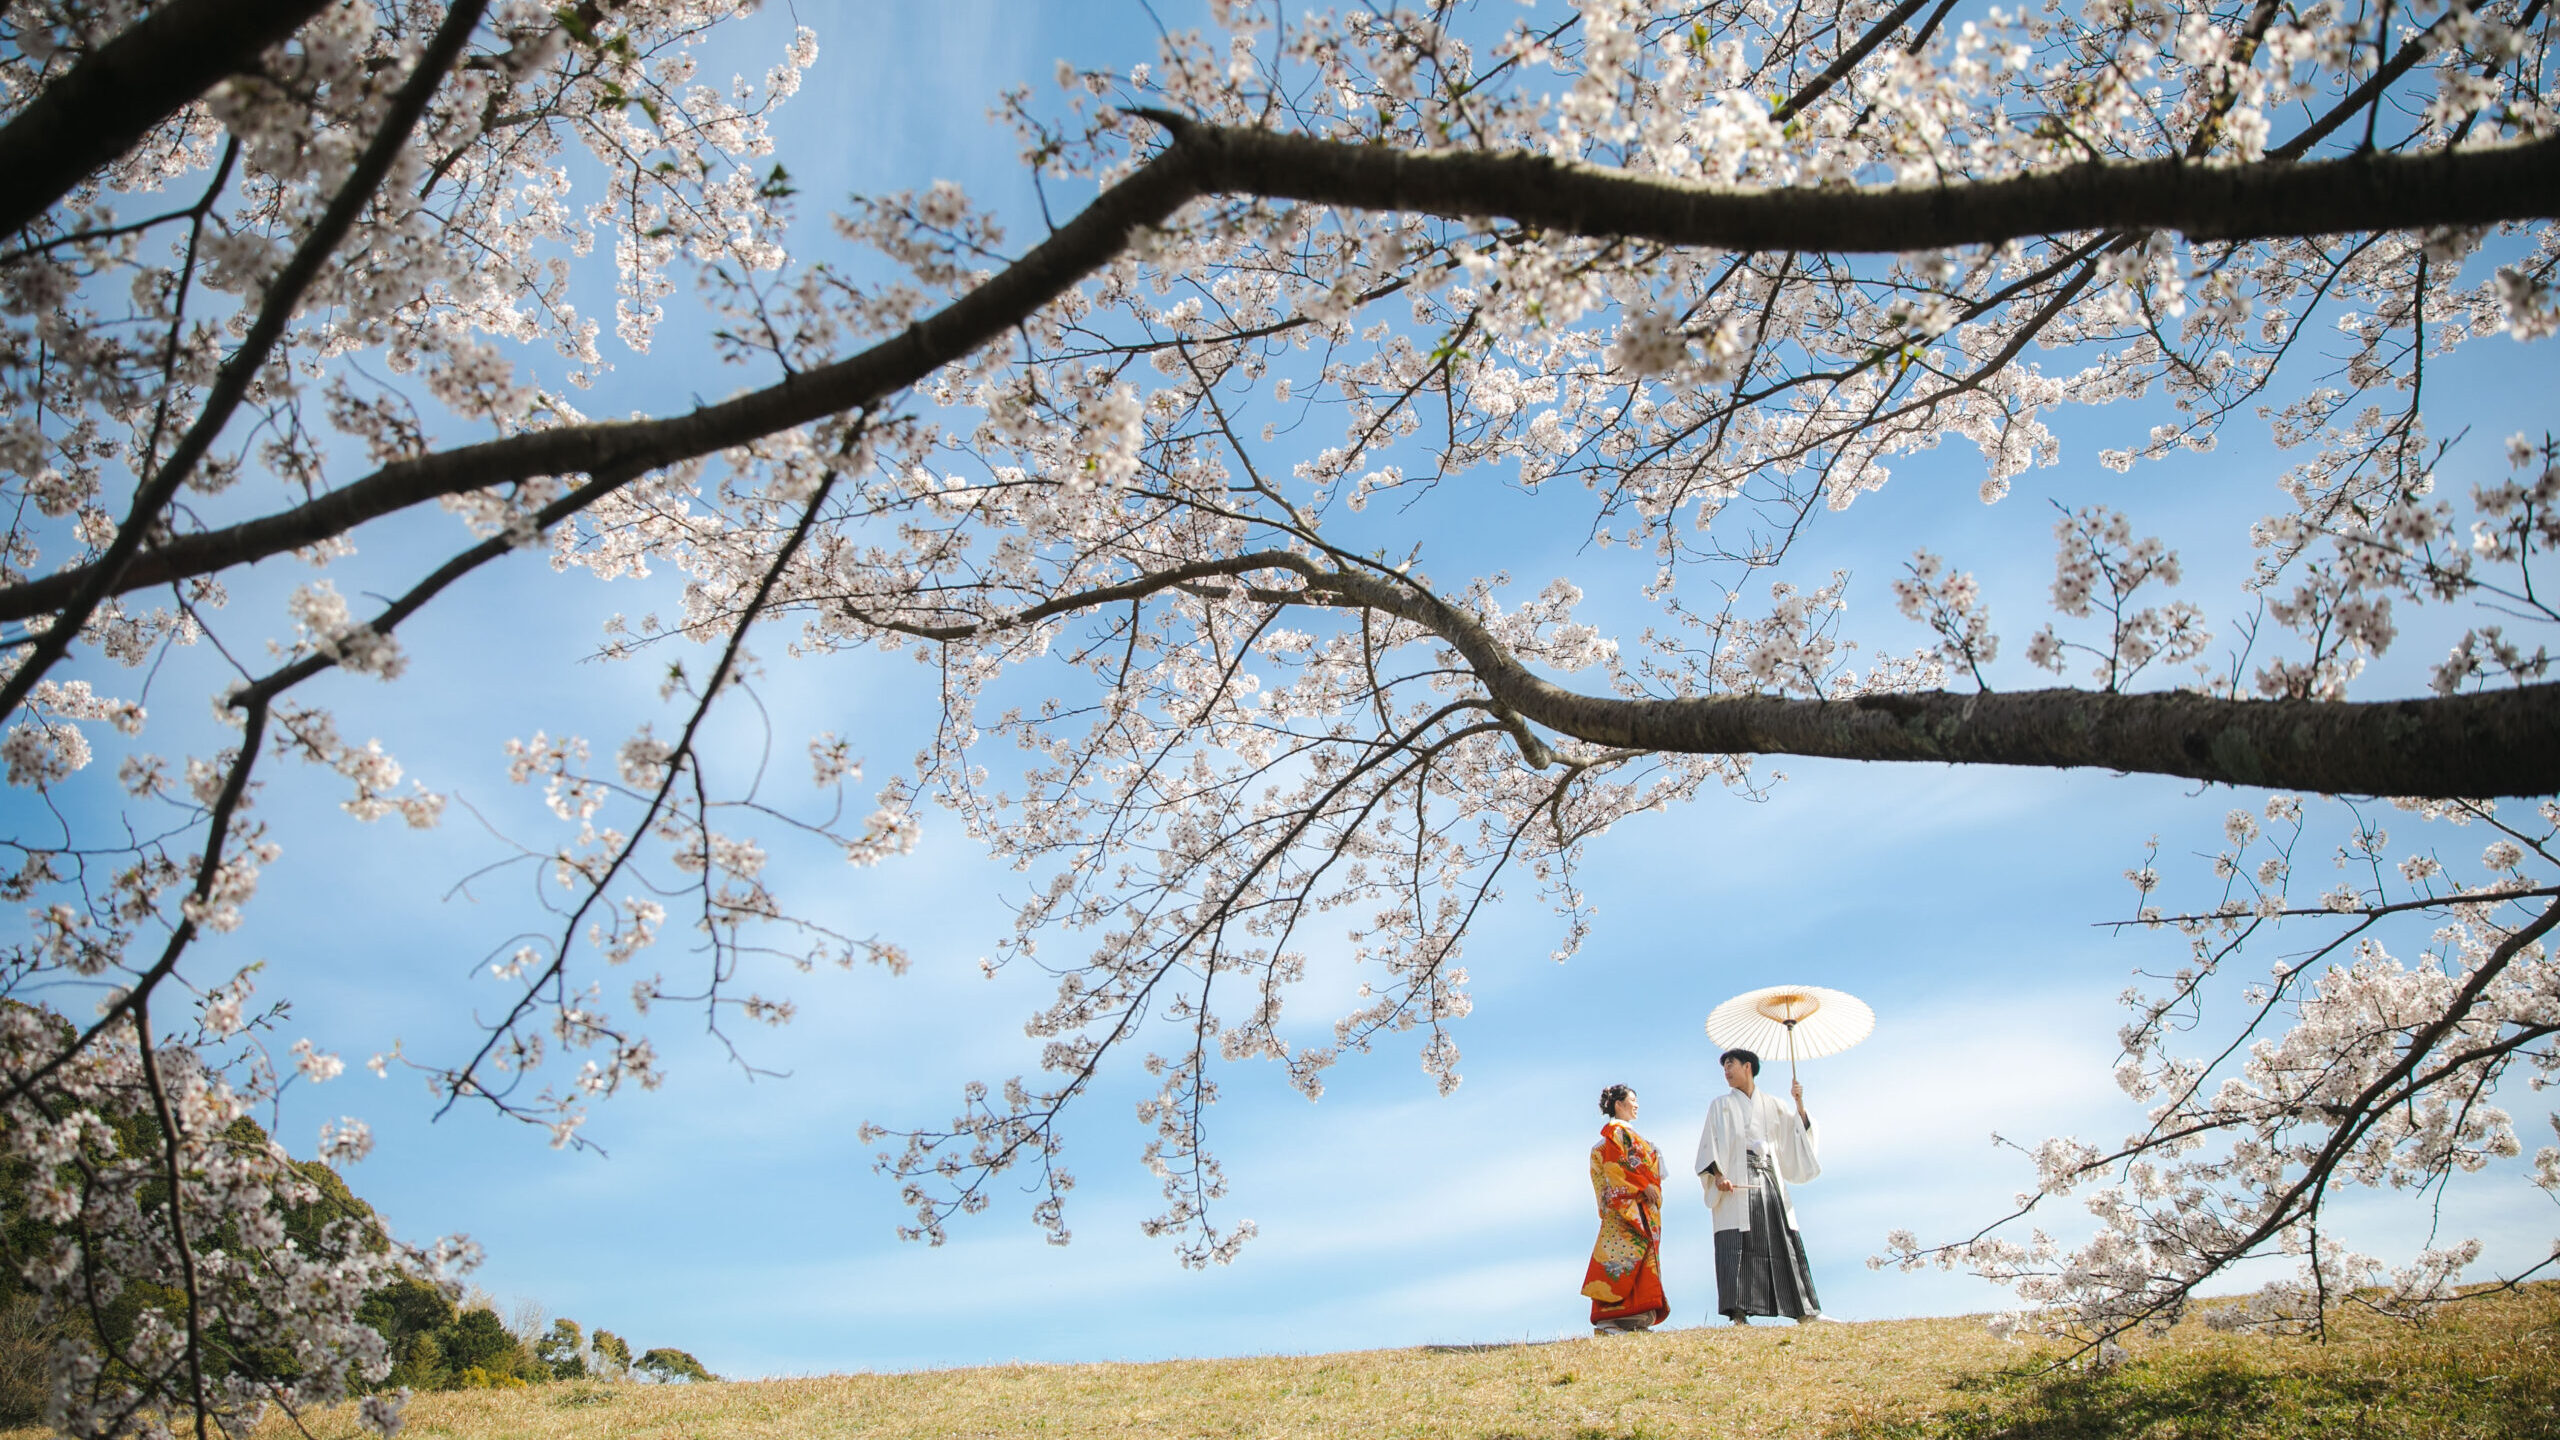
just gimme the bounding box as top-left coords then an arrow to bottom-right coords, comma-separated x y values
1704,983 -> 1876,1090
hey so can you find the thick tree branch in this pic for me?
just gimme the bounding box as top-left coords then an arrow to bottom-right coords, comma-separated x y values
1163,120 -> 2560,249
1308,563 -> 2560,797
0,0 -> 334,239
840,552 -> 2560,796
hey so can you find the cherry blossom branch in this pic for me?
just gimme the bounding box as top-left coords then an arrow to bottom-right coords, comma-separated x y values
878,697 -> 1529,1256
0,466 -> 659,1143
128,993 -> 211,1440
6,1 -> 2555,1298
0,0 -> 334,238
0,138 -> 1209,628
1899,883 -> 2560,1348
232,467 -> 638,705
2121,896 -> 2560,1337
2263,0 -> 2544,162
0,0 -> 493,724
2133,891 -> 2541,1167
12,121 -> 2560,634
2104,884 -> 2560,929
1769,0 -> 1952,125
833,544 -> 2558,794
431,452 -> 857,1131
0,698 -> 271,1117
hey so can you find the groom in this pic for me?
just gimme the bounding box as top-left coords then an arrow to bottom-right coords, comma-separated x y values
1693,1047 -> 1822,1324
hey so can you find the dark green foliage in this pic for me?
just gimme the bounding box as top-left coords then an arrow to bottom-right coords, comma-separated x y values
358,1274 -> 456,1389
343,1293 -> 542,1391
356,1303 -> 705,1392
358,1274 -> 456,1344
259,1120 -> 388,1258
0,1168 -> 60,1424
438,1307 -> 529,1380
637,1346 -> 717,1384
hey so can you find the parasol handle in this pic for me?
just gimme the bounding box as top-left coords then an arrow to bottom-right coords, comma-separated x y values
1784,1018 -> 1798,1089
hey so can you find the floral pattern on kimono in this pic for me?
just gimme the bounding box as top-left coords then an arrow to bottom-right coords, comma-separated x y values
1581,1120 -> 1670,1326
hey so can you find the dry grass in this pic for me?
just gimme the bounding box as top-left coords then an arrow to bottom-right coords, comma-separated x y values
291,1314 -> 2007,1440
6,1286 -> 2553,1439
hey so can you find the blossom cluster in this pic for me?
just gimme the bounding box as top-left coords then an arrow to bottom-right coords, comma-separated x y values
1882,792 -> 2558,1346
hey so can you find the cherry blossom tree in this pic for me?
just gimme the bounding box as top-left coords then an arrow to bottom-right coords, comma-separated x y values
2,0 -> 2557,1426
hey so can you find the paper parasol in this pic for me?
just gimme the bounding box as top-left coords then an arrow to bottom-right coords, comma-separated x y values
1705,984 -> 1875,1084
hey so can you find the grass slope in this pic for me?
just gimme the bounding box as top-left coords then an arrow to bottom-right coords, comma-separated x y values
20,1286 -> 2559,1439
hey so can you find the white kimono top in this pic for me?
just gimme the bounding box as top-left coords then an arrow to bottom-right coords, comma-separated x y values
1692,1087 -> 1821,1233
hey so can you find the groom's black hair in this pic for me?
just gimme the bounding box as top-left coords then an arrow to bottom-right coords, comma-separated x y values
1719,1048 -> 1761,1076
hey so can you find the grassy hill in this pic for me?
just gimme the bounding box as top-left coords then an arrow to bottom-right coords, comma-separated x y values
16,1284 -> 2555,1439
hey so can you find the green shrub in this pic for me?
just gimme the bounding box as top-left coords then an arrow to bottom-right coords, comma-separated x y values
637,1347 -> 716,1384
359,1274 -> 458,1388
437,1307 -> 533,1383
537,1317 -> 588,1381
395,1333 -> 446,1391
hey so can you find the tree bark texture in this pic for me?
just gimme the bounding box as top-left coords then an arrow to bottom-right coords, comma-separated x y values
1168,122 -> 2560,251
1303,562 -> 2560,798
1537,684 -> 2559,797
0,0 -> 335,239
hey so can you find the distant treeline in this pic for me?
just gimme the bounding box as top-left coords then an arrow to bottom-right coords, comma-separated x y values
0,1021 -> 713,1425
362,1277 -> 715,1392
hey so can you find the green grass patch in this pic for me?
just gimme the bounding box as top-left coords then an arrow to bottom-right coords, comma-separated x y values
1840,1287 -> 2560,1440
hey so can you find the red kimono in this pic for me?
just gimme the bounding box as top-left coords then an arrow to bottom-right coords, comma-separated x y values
1582,1119 -> 1670,1327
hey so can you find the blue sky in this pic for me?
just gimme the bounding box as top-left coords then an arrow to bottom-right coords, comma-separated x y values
11,0 -> 2559,1379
